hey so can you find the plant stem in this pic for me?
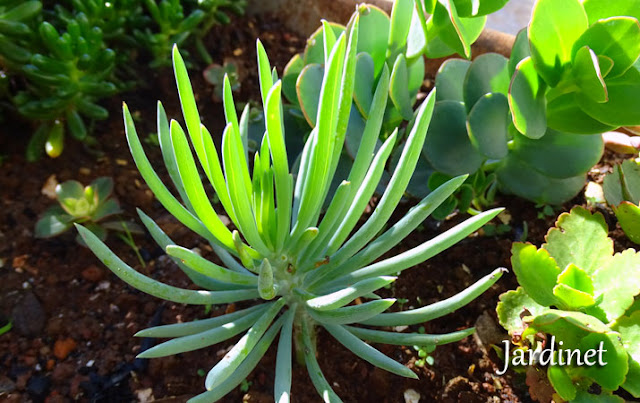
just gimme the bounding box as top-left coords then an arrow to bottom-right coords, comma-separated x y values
293,309 -> 315,366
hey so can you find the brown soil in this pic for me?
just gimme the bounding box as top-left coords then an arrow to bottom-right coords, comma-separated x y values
0,14 -> 633,403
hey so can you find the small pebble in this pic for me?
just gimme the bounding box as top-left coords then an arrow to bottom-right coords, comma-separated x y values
404,389 -> 421,403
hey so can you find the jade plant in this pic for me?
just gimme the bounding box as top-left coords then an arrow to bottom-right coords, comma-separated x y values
603,158 -> 640,244
427,52 -> 604,207
424,0 -> 640,206
35,177 -> 123,243
497,207 -> 640,401
77,21 -> 507,401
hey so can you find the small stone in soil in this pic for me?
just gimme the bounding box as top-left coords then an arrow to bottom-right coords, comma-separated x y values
0,375 -> 16,394
26,374 -> 50,400
11,291 -> 45,337
81,265 -> 104,283
53,338 -> 77,360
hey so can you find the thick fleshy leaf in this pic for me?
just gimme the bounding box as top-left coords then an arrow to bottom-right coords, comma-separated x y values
615,202 -> 640,244
613,310 -> 640,398
463,53 -> 510,108
508,57 -> 547,139
282,54 -> 304,105
509,128 -> 603,179
528,0 -> 588,86
35,207 -> 74,238
466,93 -> 510,159
306,276 -> 396,311
406,1 -> 428,59
324,323 -> 418,379
592,248 -> 640,322
296,64 -> 324,127
205,298 -> 286,390
357,4 -> 390,76
582,0 -> 640,24
572,17 -> 640,78
435,58 -> 471,102
423,101 -> 484,176
509,29 -> 531,76
572,46 -> 608,103
76,225 -> 258,305
547,366 -> 577,401
620,158 -> 640,203
546,92 -> 616,134
430,0 -> 486,59
496,157 -> 587,205
387,0 -> 413,58
366,268 -> 506,326
389,54 -> 414,120
544,207 -> 612,275
496,287 -> 546,335
453,0 -> 509,17
577,63 -> 640,127
579,332 -> 628,390
353,53 -> 375,117
304,23 -> 345,65
307,299 -> 395,325
510,243 -> 561,307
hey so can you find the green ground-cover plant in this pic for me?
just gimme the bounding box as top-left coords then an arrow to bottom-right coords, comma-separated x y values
603,158 -> 640,244
0,0 -> 245,159
497,207 -> 640,401
35,177 -> 124,243
77,19 -> 507,400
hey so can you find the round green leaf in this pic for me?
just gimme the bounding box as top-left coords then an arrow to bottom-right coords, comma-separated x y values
572,17 -> 640,78
547,92 -> 616,134
466,93 -> 510,159
581,0 -> 640,25
430,0 -> 486,59
282,53 -> 304,105
496,287 -> 546,335
496,157 -> 587,205
463,53 -> 510,109
353,53 -> 375,117
580,332 -> 628,391
304,23 -> 345,65
389,54 -> 414,120
572,46 -> 608,103
357,5 -> 390,77
435,58 -> 471,102
577,63 -> 640,127
296,64 -> 324,127
528,0 -> 588,86
615,202 -> 640,244
547,365 -> 577,401
508,57 -> 547,139
509,29 -> 531,76
453,0 -> 509,17
423,101 -> 484,176
510,128 -> 603,179
511,243 -> 561,307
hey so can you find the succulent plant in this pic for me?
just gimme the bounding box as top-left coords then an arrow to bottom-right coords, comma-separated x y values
497,207 -> 640,401
35,177 -> 123,243
603,158 -> 640,244
77,25 -> 506,401
0,0 -> 247,159
426,53 -> 605,206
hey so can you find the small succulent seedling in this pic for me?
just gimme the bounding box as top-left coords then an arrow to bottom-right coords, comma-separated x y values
77,22 -> 507,401
35,177 -> 123,244
603,158 -> 640,244
497,207 -> 640,401
203,61 -> 240,101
